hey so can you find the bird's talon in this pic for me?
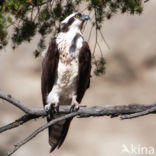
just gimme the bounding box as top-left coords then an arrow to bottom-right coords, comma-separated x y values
44,104 -> 51,112
44,107 -> 49,113
70,103 -> 84,112
70,104 -> 75,112
54,104 -> 59,114
44,103 -> 59,114
74,105 -> 80,111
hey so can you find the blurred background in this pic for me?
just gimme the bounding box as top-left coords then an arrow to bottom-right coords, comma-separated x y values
0,1 -> 156,156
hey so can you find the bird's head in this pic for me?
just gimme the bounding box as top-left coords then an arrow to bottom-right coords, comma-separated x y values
60,12 -> 90,32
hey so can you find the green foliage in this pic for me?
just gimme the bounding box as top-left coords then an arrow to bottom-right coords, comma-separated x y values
0,14 -> 7,48
93,57 -> 106,76
0,0 -> 148,74
12,19 -> 37,45
88,0 -> 144,28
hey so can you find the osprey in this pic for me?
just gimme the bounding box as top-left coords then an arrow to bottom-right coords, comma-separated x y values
41,12 -> 91,152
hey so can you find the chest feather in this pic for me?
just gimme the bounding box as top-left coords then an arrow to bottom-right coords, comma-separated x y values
55,32 -> 83,89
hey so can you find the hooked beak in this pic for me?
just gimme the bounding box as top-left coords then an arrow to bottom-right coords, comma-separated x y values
79,15 -> 90,21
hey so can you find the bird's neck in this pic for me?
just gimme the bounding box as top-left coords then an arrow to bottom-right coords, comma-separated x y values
56,27 -> 83,52
68,27 -> 82,34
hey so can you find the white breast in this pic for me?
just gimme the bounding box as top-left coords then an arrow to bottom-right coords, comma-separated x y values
56,58 -> 79,93
46,30 -> 83,106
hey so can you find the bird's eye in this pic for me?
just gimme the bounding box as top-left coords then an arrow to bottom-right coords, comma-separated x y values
75,14 -> 80,18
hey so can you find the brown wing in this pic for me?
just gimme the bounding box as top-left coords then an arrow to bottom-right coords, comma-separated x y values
41,38 -> 72,152
41,37 -> 59,106
77,41 -> 91,103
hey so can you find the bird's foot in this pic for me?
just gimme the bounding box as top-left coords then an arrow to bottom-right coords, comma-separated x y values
70,95 -> 86,112
70,103 -> 86,112
44,102 -> 59,114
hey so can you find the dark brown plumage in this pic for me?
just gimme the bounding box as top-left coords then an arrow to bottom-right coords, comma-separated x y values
41,38 -> 59,105
77,41 -> 91,103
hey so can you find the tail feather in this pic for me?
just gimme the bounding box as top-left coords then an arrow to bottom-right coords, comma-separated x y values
57,118 -> 72,148
48,116 -> 72,153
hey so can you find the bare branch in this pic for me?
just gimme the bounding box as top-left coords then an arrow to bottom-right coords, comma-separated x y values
0,91 -> 32,114
97,41 -> 104,58
0,90 -> 47,116
0,114 -> 37,133
0,90 -> 156,121
93,20 -> 97,56
0,90 -> 156,155
120,106 -> 156,120
8,112 -> 78,156
87,24 -> 94,42
99,29 -> 111,50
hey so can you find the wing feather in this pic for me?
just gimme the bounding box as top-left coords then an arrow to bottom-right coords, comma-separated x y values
77,41 -> 91,103
41,38 -> 59,106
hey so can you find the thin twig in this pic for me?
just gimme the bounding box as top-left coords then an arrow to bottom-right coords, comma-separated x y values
0,114 -> 37,133
82,10 -> 92,33
8,112 -> 78,156
97,40 -> 104,57
6,19 -> 18,29
99,29 -> 111,50
120,106 -> 156,120
82,11 -> 94,34
34,5 -> 40,21
30,5 -> 34,21
93,26 -> 97,56
87,24 -> 94,42
93,8 -> 98,56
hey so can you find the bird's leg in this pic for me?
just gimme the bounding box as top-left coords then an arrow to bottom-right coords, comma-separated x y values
45,92 -> 60,114
70,95 -> 86,112
44,102 -> 59,114
44,103 -> 52,112
45,102 -> 59,119
54,102 -> 60,114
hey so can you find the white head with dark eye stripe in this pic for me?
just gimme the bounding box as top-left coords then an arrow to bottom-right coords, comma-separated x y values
60,12 -> 90,32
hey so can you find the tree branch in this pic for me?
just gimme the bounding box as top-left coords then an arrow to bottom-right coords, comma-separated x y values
0,114 -> 38,133
0,90 -> 156,155
0,90 -> 32,114
120,105 -> 156,119
8,112 -> 78,156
